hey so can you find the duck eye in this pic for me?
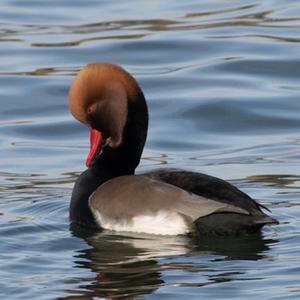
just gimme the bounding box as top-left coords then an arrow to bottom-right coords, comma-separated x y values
87,106 -> 93,115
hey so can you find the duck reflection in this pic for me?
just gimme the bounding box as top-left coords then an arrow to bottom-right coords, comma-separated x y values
192,233 -> 276,261
63,225 -> 277,299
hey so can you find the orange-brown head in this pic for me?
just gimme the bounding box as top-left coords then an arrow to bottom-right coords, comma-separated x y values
69,63 -> 142,167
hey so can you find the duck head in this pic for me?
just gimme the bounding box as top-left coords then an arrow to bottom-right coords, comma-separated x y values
69,63 -> 148,169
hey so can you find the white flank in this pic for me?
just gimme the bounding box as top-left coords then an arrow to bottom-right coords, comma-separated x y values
91,210 -> 190,235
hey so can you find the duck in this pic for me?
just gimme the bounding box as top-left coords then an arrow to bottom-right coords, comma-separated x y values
69,63 -> 277,236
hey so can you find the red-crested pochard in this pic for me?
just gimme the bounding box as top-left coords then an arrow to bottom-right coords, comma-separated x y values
69,63 -> 277,235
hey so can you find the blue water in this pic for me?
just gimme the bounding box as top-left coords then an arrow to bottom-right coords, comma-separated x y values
0,0 -> 300,299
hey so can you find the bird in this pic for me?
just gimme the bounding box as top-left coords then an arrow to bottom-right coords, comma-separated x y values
68,63 -> 277,236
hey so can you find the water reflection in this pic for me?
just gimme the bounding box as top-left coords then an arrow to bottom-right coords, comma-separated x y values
67,225 -> 277,299
246,174 -> 300,188
192,234 -> 276,260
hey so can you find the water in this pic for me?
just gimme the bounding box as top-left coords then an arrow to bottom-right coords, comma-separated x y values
0,0 -> 300,299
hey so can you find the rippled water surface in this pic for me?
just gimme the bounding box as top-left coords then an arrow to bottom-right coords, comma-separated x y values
1,0 -> 300,299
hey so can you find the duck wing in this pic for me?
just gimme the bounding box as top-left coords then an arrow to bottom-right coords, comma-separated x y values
89,175 -> 248,235
144,168 -> 277,235
144,168 -> 266,213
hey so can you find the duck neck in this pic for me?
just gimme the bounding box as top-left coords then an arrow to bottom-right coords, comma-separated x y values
70,90 -> 148,227
95,90 -> 148,174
